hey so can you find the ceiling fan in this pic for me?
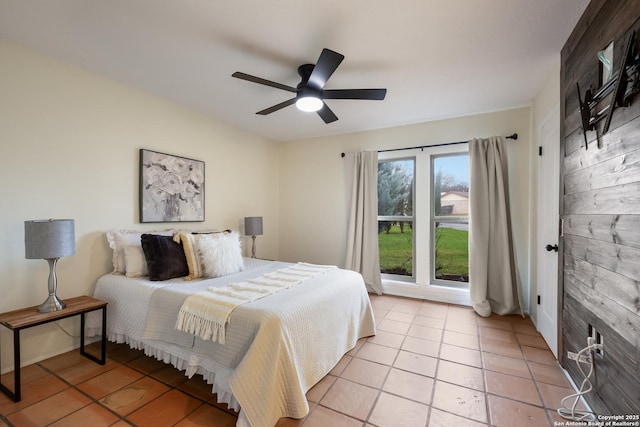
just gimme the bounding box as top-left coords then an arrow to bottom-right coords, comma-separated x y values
232,48 -> 387,123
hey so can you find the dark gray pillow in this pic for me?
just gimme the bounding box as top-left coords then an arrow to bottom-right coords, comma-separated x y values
141,234 -> 189,281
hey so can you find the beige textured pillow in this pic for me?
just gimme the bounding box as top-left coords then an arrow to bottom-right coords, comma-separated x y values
173,232 -> 203,280
123,245 -> 148,277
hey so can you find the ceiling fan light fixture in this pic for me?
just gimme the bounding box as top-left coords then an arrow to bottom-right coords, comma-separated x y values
296,96 -> 323,112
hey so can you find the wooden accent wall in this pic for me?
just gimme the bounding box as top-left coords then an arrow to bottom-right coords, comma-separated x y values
561,0 -> 640,414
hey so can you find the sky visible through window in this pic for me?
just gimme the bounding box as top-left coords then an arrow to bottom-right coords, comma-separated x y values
436,155 -> 469,185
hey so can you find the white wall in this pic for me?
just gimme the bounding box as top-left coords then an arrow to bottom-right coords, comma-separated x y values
278,108 -> 532,311
529,57 -> 561,326
0,39 -> 280,371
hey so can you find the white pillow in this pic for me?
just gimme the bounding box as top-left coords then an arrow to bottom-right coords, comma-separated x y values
123,245 -> 148,277
106,229 -> 173,274
198,231 -> 244,278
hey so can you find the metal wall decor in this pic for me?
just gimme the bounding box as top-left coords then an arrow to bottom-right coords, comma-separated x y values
577,30 -> 640,150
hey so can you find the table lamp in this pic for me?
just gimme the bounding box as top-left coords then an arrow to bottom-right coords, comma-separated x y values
24,219 -> 75,312
244,216 -> 263,258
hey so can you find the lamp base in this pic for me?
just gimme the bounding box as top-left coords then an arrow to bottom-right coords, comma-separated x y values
38,294 -> 66,313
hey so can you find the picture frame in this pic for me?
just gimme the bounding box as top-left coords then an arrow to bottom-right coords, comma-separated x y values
139,149 -> 205,223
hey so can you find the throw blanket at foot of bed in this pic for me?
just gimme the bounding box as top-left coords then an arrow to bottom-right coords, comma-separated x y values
175,263 -> 338,343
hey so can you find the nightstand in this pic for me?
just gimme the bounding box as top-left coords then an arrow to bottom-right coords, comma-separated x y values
0,295 -> 107,402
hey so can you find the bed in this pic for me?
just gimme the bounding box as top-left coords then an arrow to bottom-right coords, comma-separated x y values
87,257 -> 376,427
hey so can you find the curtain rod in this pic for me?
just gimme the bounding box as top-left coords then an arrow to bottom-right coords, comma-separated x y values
340,133 -> 518,158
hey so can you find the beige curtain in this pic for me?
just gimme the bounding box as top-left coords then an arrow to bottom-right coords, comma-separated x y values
469,137 -> 523,317
344,151 -> 382,295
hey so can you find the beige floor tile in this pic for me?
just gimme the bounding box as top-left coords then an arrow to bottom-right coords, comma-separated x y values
0,372 -> 69,415
393,299 -> 423,314
368,392 -> 429,427
537,382 -> 588,411
444,321 -> 477,336
413,315 -> 445,329
446,306 -> 478,325
77,365 -> 144,399
418,304 -> 448,320
320,378 -> 378,421
394,350 -> 437,377
481,337 -> 523,358
384,310 -> 415,323
355,341 -> 399,365
439,343 -> 482,368
485,370 -> 542,406
408,324 -> 443,341
7,388 -> 92,426
49,402 -> 121,427
476,317 -> 513,331
443,330 -> 480,350
521,345 -> 557,365
431,381 -> 487,423
367,330 -> 405,349
383,367 -> 434,404
480,327 -> 517,343
488,394 -> 551,427
306,374 -> 337,402
436,360 -> 484,391
528,361 -> 571,387
513,322 -> 539,336
378,318 -> 411,334
127,389 -> 202,426
329,355 -> 352,376
100,376 -> 170,416
482,352 -> 531,378
303,406 -> 361,427
428,408 -> 487,427
341,357 -> 390,388
516,333 -> 549,350
401,335 -> 440,358
173,403 -> 237,427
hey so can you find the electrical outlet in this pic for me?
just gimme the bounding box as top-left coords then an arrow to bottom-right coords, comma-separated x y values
588,324 -> 597,346
567,351 -> 591,364
596,332 -> 604,358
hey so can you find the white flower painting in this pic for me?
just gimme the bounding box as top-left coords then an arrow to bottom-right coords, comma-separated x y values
140,149 -> 205,222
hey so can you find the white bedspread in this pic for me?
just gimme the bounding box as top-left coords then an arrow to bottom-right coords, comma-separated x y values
88,258 -> 375,427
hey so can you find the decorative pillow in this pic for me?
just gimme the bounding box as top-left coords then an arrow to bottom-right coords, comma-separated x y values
198,231 -> 244,278
106,229 -> 173,274
172,232 -> 203,280
141,234 -> 189,281
123,245 -> 148,277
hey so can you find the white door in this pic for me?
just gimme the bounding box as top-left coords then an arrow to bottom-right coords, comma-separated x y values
537,104 -> 560,357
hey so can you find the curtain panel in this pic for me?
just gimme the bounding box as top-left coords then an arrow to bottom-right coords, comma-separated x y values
344,151 -> 383,295
468,137 -> 523,317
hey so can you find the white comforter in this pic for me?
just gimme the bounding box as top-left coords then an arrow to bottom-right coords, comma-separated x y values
88,259 -> 376,427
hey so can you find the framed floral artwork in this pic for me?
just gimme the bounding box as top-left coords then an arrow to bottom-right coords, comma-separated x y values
139,149 -> 205,222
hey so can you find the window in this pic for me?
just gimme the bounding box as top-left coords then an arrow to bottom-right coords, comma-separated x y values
432,154 -> 469,287
377,159 -> 414,277
378,146 -> 469,291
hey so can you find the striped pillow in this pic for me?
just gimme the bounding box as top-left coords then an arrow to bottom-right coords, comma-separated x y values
173,232 -> 203,280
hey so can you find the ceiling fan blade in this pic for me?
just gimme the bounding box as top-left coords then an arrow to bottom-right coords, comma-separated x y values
308,49 -> 344,90
256,98 -> 297,115
323,88 -> 387,100
317,102 -> 338,123
232,72 -> 297,93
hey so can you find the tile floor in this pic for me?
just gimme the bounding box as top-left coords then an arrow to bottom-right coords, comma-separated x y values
0,294 -> 582,426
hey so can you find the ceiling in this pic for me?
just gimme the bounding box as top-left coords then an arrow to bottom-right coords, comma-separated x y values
0,1 -> 590,142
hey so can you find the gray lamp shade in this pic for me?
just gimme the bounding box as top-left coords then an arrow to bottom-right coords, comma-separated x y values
244,217 -> 263,236
25,219 -> 75,259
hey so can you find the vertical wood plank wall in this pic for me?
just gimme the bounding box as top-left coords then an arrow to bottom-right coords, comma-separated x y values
561,0 -> 640,414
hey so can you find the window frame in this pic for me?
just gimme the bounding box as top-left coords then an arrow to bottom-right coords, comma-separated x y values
378,144 -> 470,304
